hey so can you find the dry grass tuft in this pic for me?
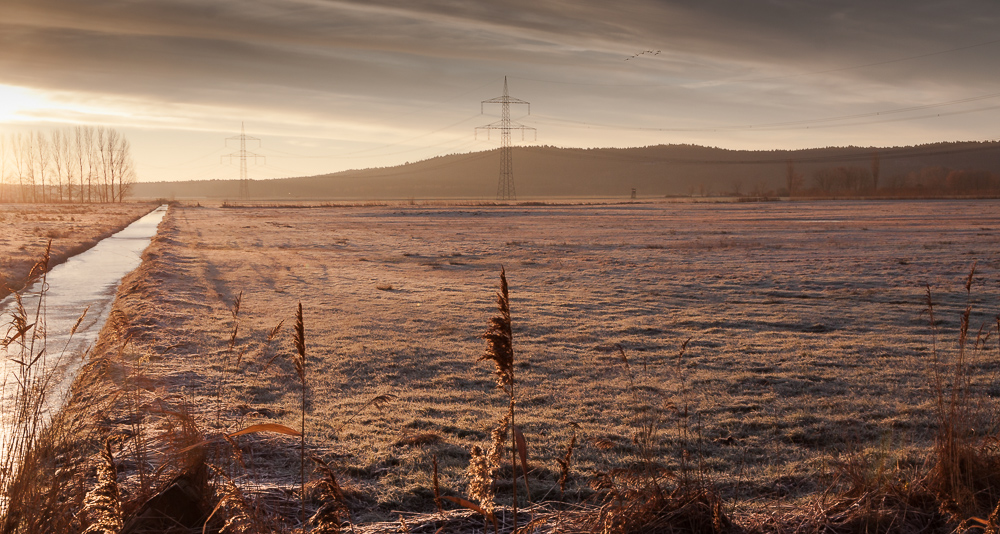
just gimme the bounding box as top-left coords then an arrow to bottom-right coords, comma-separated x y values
590,476 -> 731,534
557,434 -> 576,495
812,455 -> 943,534
310,455 -> 349,533
921,265 -> 1000,521
393,433 -> 443,448
206,470 -> 265,534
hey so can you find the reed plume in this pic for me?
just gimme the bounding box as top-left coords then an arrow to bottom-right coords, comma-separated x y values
80,439 -> 122,534
480,267 -> 513,393
467,445 -> 496,515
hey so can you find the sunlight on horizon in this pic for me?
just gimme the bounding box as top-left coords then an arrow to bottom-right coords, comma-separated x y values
0,85 -> 48,123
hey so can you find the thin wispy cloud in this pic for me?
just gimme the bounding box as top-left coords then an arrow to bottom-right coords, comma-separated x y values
1,0 -> 998,181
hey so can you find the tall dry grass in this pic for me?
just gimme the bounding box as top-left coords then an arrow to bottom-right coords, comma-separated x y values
0,242 -> 106,533
922,263 -> 1000,522
9,250 -> 1000,534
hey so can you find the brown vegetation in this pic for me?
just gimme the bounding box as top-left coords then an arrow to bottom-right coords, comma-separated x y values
3,201 -> 1000,533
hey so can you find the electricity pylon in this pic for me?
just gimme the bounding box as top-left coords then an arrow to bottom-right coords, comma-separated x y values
476,77 -> 535,201
222,122 -> 264,200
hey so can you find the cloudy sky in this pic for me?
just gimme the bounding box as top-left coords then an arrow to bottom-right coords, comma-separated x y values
1,0 -> 998,182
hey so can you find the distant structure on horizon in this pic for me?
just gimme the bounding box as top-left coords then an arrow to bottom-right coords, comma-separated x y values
476,77 -> 535,201
223,122 -> 264,200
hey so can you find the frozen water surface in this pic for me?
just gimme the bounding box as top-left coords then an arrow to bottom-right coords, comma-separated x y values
0,205 -> 167,460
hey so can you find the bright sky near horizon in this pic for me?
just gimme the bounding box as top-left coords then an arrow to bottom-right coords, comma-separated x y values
1,0 -> 999,183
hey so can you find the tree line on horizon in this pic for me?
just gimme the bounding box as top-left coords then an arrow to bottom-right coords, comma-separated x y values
0,126 -> 136,204
766,153 -> 1000,198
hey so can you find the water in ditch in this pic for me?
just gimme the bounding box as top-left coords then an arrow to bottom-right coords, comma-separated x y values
0,204 -> 168,467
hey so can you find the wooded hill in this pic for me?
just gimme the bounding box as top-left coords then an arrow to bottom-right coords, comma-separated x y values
131,141 -> 1000,200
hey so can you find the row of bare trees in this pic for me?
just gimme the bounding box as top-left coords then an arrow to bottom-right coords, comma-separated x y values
0,126 -> 136,203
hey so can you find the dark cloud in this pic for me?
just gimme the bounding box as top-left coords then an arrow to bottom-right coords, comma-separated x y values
6,0 -> 998,93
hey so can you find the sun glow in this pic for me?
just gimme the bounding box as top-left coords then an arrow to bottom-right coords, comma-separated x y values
0,85 -> 47,123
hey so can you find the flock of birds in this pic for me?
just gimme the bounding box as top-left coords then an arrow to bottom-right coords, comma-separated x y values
625,49 -> 661,60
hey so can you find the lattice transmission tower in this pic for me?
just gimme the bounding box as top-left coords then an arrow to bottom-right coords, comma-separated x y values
476,77 -> 535,201
222,122 -> 264,200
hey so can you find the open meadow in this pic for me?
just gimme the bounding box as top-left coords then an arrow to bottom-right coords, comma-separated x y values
43,198 -> 1000,532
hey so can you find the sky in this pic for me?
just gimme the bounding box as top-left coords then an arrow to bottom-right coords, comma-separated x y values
1,0 -> 999,183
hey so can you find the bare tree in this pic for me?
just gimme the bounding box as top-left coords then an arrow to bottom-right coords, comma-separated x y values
814,166 -> 870,193
11,134 -> 24,201
106,128 -> 121,202
34,132 -> 51,203
74,126 -> 85,203
83,126 -> 96,202
731,178 -> 744,197
0,126 -> 136,203
60,129 -> 76,202
96,126 -> 109,202
111,134 -> 136,201
871,152 -> 881,192
786,159 -> 803,196
50,130 -> 66,202
0,134 -> 7,203
21,133 -> 37,202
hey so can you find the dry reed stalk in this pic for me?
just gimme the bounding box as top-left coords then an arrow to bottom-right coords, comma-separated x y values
923,263 -> 1000,520
217,291 -> 243,429
336,393 -> 398,433
557,435 -> 576,495
80,438 -> 123,534
294,302 -> 307,528
479,267 -> 524,531
614,345 -> 664,498
258,319 -> 286,374
0,243 -> 70,528
432,455 -> 443,514
110,315 -> 157,500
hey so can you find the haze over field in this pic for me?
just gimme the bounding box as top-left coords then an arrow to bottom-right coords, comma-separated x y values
2,1 -> 1000,185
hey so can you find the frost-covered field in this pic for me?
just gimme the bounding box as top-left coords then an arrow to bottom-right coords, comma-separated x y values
103,199 -> 1000,517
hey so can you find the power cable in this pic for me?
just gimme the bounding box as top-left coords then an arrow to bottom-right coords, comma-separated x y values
531,90 -> 1000,132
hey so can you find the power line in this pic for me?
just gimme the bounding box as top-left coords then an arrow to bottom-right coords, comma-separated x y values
531,89 -> 1000,133
476,77 -> 535,201
221,122 -> 264,199
340,113 -> 484,156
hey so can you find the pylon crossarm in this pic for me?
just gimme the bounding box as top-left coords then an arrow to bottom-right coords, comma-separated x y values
475,77 -> 534,201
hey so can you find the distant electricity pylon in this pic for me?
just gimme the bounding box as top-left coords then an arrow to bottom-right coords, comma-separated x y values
476,77 -> 535,201
222,122 -> 264,200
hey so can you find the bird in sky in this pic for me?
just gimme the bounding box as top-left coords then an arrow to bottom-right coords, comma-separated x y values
626,49 -> 661,60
